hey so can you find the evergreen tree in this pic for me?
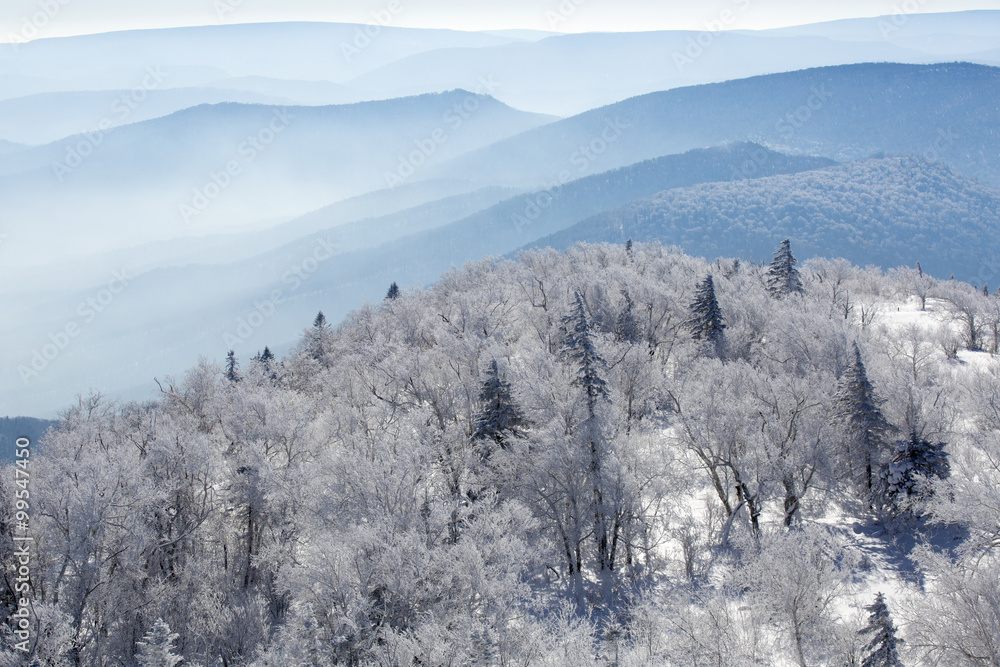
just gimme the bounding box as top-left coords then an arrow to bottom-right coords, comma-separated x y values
225,350 -> 239,383
252,346 -> 277,382
472,359 -> 528,450
385,282 -> 400,300
561,292 -> 609,411
255,346 -> 275,366
561,292 -> 618,575
625,238 -> 634,261
767,238 -> 804,297
685,275 -> 726,348
136,618 -> 183,667
858,593 -> 904,667
305,311 -> 331,364
879,430 -> 950,516
834,344 -> 896,499
614,289 -> 641,344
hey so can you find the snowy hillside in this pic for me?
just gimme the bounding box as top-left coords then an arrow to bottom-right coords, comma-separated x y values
5,241 -> 999,665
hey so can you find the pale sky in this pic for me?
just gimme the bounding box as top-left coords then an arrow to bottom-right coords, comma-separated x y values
2,0 -> 999,40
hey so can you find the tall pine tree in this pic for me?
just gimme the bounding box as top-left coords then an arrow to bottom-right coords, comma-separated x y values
834,344 -> 896,501
767,238 -> 804,297
560,292 -> 619,577
561,292 -> 609,411
858,593 -> 904,667
385,282 -> 400,300
685,275 -> 726,354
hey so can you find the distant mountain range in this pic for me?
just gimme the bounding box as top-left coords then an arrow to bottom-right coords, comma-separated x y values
0,416 -> 55,462
529,156 -> 1000,282
0,92 -> 554,264
2,13 -> 998,121
431,62 -> 1000,189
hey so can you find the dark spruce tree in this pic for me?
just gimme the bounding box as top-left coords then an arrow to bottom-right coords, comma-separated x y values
685,275 -> 726,355
834,344 -> 896,502
313,311 -> 327,329
225,350 -> 240,383
858,593 -> 904,667
561,292 -> 609,411
472,359 -> 528,451
767,238 -> 804,297
385,282 -> 400,300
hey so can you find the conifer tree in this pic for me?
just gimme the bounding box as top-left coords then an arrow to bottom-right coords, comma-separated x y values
305,311 -> 331,364
879,430 -> 950,516
561,292 -> 618,575
225,350 -> 239,383
614,289 -> 641,344
858,593 -> 904,667
767,238 -> 804,297
136,618 -> 183,667
834,344 -> 896,499
385,282 -> 400,300
561,292 -> 608,412
472,359 -> 528,450
685,275 -> 726,349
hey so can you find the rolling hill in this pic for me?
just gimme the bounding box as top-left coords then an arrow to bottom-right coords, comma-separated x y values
430,62 -> 1000,189
0,92 -> 554,266
530,155 -> 1000,283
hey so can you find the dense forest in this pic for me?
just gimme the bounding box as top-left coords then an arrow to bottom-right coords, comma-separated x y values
3,242 -> 1000,665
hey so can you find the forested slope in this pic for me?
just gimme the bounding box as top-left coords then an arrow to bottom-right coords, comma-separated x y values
4,242 -> 999,665
531,156 -> 1000,283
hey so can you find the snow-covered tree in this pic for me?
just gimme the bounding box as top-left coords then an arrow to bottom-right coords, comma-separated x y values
767,238 -> 804,297
858,593 -> 903,667
833,343 -> 896,500
685,275 -> 726,352
614,289 -> 641,344
471,359 -> 528,451
136,618 -> 183,667
561,291 -> 609,409
878,430 -> 949,517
